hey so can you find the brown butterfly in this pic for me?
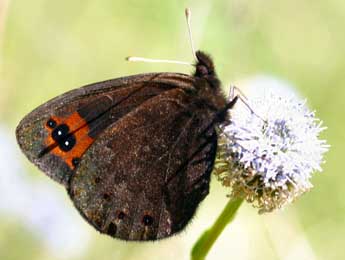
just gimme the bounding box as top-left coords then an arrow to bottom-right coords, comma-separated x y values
16,9 -> 238,241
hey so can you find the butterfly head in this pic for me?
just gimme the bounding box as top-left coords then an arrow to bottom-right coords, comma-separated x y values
194,50 -> 220,91
194,51 -> 215,77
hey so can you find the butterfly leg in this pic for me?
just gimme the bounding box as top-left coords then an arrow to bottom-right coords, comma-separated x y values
227,85 -> 266,122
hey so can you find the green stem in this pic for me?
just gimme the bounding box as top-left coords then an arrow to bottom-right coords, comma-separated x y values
191,197 -> 244,260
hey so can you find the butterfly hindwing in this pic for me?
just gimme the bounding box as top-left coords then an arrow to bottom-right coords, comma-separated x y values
16,73 -> 195,186
68,86 -> 218,240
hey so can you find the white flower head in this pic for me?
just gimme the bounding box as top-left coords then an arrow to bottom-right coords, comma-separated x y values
215,79 -> 329,213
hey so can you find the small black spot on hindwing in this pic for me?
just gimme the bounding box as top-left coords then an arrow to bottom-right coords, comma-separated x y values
102,193 -> 111,201
117,211 -> 126,220
107,223 -> 117,236
94,177 -> 101,184
142,215 -> 154,226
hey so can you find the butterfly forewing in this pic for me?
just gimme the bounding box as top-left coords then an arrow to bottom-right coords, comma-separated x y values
16,73 -> 195,186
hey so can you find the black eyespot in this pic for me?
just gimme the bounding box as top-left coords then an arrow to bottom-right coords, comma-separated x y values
107,223 -> 117,236
102,193 -> 111,201
52,124 -> 69,141
72,157 -> 80,167
117,211 -> 126,220
142,214 -> 154,226
94,177 -> 101,184
94,218 -> 103,228
58,134 -> 76,152
46,118 -> 57,129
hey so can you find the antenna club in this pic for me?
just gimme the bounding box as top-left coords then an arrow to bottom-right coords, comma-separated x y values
185,8 -> 191,18
185,7 -> 197,60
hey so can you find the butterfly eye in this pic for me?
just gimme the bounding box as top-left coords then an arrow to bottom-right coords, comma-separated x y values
142,214 -> 154,226
196,64 -> 209,77
46,118 -> 57,129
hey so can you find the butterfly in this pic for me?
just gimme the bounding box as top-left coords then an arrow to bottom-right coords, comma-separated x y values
15,9 -> 238,241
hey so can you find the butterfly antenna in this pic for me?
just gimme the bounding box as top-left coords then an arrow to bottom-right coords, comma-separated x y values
126,56 -> 193,66
126,8 -> 199,66
185,8 -> 197,60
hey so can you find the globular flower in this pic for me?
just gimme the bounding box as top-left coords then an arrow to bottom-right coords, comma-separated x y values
215,82 -> 329,213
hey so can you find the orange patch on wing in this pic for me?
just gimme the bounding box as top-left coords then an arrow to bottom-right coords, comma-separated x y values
45,112 -> 94,170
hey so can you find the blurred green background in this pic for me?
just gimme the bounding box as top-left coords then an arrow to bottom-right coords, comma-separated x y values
0,0 -> 343,259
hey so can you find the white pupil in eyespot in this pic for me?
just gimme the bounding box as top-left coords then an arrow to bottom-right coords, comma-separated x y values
58,130 -> 62,136
65,141 -> 69,146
